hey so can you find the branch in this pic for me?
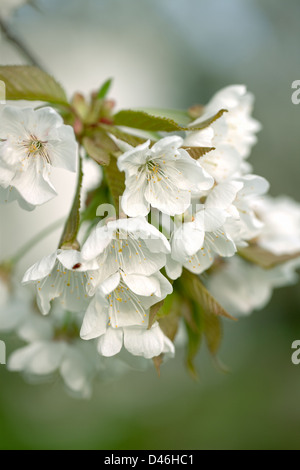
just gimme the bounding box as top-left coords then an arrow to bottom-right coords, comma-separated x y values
0,15 -> 44,70
59,156 -> 83,250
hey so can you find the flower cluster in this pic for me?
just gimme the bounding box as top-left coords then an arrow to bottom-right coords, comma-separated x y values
1,78 -> 300,397
0,106 -> 77,209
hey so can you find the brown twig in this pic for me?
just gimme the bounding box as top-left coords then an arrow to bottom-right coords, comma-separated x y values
0,15 -> 44,70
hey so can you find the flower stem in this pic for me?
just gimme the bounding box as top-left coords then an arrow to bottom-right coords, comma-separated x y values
0,15 -> 45,70
10,218 -> 65,264
59,156 -> 83,249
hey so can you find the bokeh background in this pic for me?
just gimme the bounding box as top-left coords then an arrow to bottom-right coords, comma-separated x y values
0,0 -> 300,450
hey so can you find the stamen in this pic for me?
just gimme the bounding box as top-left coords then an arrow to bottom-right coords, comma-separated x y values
21,134 -> 51,164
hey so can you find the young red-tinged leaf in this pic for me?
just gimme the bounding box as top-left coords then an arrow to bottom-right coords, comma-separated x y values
188,104 -> 205,120
0,66 -> 68,106
153,355 -> 163,377
71,93 -> 89,121
238,245 -> 300,269
83,137 -> 110,166
182,146 -> 215,160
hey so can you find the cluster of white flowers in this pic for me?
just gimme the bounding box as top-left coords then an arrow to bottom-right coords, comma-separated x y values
22,218 -> 175,360
208,195 -> 300,316
1,84 -> 300,396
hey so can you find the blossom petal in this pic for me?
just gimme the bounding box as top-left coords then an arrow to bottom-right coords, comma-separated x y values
200,145 -> 242,183
60,345 -> 93,399
57,249 -> 99,272
9,341 -> 66,375
47,125 -> 78,173
172,223 -> 205,260
99,272 -> 121,296
11,158 -> 57,206
205,181 -> 243,210
206,231 -> 236,257
150,135 -> 183,154
80,293 -> 108,340
98,327 -> 124,357
175,150 -> 214,192
236,175 -> 270,199
165,255 -> 183,280
138,272 -> 173,309
81,224 -> 113,261
121,272 -> 161,297
183,126 -> 214,148
124,323 -> 172,359
121,175 -> 150,217
117,140 -> 150,173
22,252 -> 58,283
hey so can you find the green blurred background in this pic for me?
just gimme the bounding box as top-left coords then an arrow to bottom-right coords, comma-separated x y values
0,0 -> 300,450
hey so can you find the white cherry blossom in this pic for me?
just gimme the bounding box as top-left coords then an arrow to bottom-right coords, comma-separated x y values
81,216 -> 171,291
209,175 -> 270,245
0,106 -> 78,209
166,183 -> 240,279
22,249 -> 98,315
81,270 -> 174,359
197,145 -> 243,183
253,196 -> 300,256
8,308 -> 101,399
185,85 -> 261,160
117,136 -> 214,217
208,256 -> 300,317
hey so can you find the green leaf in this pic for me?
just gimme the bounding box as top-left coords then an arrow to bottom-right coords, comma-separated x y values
238,245 -> 300,269
180,269 -> 236,321
203,312 -> 223,357
134,108 -> 191,126
149,284 -> 178,329
178,271 -> 230,376
0,66 -> 68,105
97,78 -> 113,100
152,309 -> 180,376
183,301 -> 203,379
179,270 -> 234,376
194,109 -> 227,131
182,146 -> 215,160
159,310 -> 180,343
149,300 -> 165,329
113,109 -> 227,133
